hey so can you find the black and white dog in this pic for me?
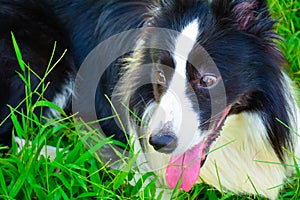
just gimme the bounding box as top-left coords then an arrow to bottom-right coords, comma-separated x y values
0,0 -> 299,199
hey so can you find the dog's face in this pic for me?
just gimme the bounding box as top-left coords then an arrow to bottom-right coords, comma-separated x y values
122,0 -> 287,192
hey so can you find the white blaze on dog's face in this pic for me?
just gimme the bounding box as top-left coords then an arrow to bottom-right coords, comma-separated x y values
147,19 -> 203,155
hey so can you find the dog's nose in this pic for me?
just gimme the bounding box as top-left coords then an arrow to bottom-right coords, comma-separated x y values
149,132 -> 177,154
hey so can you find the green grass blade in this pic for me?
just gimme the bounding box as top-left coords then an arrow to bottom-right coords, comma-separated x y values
11,32 -> 25,71
113,151 -> 139,190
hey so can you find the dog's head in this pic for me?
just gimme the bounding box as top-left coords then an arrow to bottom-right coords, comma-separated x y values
119,0 -> 289,191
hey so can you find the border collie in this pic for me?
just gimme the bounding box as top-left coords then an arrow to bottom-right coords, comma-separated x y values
0,0 -> 299,199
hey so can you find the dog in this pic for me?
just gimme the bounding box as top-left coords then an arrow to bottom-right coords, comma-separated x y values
0,0 -> 299,199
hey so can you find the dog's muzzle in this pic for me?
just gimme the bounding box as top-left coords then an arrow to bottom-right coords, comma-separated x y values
149,121 -> 178,154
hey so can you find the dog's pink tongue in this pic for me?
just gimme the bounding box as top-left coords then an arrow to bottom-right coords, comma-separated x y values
166,143 -> 204,192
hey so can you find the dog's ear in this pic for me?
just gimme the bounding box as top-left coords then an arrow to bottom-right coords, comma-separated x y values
211,0 -> 274,34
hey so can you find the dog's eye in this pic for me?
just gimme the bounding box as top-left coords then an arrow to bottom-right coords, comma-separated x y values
198,74 -> 218,88
156,71 -> 166,85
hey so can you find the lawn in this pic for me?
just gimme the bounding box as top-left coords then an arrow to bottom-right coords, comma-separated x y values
0,0 -> 299,199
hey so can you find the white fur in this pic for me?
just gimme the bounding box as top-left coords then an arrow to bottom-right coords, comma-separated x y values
127,20 -> 204,188
48,77 -> 74,118
14,136 -> 62,161
200,112 -> 289,199
147,19 -> 204,155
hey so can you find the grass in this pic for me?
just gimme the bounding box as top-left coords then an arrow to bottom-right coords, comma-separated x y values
0,0 -> 299,199
269,0 -> 300,83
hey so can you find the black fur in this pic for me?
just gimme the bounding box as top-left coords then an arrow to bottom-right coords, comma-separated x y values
51,0 -> 155,144
0,0 -> 74,147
